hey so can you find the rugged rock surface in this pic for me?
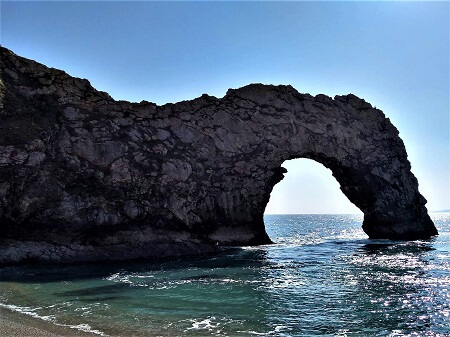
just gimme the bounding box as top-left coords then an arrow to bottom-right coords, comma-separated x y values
0,46 -> 437,263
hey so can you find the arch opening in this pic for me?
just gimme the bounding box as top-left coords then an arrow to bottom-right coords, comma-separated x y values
264,158 -> 362,216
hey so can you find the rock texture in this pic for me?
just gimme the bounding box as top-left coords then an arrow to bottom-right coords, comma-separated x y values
0,46 -> 437,263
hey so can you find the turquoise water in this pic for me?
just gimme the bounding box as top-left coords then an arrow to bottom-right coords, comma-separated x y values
1,214 -> 449,336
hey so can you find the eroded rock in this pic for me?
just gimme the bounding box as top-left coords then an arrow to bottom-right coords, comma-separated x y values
0,46 -> 437,264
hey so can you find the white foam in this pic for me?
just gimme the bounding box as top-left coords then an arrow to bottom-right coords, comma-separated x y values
0,302 -> 108,336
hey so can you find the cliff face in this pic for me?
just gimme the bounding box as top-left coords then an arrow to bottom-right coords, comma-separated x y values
0,47 -> 437,263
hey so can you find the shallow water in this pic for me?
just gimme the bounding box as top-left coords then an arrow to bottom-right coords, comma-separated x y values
1,214 -> 449,336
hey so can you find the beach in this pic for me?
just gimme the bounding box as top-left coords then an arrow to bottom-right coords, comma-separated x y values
0,307 -> 94,337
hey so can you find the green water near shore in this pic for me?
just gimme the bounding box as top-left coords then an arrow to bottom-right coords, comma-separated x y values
1,213 -> 449,336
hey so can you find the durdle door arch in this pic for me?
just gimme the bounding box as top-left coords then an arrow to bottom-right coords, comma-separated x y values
0,47 -> 438,263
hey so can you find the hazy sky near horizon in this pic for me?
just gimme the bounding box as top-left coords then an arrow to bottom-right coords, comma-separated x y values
1,1 -> 449,213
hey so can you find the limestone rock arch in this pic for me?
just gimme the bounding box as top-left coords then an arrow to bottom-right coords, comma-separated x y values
0,47 -> 437,263
217,85 -> 436,243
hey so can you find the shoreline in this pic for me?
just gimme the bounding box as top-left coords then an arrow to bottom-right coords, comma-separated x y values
0,306 -> 96,337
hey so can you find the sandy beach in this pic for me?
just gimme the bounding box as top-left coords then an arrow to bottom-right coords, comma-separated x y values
0,307 -> 95,337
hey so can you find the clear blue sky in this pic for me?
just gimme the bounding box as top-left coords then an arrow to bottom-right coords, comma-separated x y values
1,1 -> 449,213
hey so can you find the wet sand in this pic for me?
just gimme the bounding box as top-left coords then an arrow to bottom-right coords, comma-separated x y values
0,307 -> 95,337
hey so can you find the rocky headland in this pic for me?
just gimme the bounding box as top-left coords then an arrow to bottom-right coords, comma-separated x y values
0,46 -> 437,263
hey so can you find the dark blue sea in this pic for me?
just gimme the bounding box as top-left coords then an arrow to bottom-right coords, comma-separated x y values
1,214 -> 449,336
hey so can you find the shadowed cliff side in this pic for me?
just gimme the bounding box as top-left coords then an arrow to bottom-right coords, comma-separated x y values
0,46 -> 437,263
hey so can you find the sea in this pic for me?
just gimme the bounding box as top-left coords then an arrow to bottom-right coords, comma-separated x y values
0,213 -> 449,336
